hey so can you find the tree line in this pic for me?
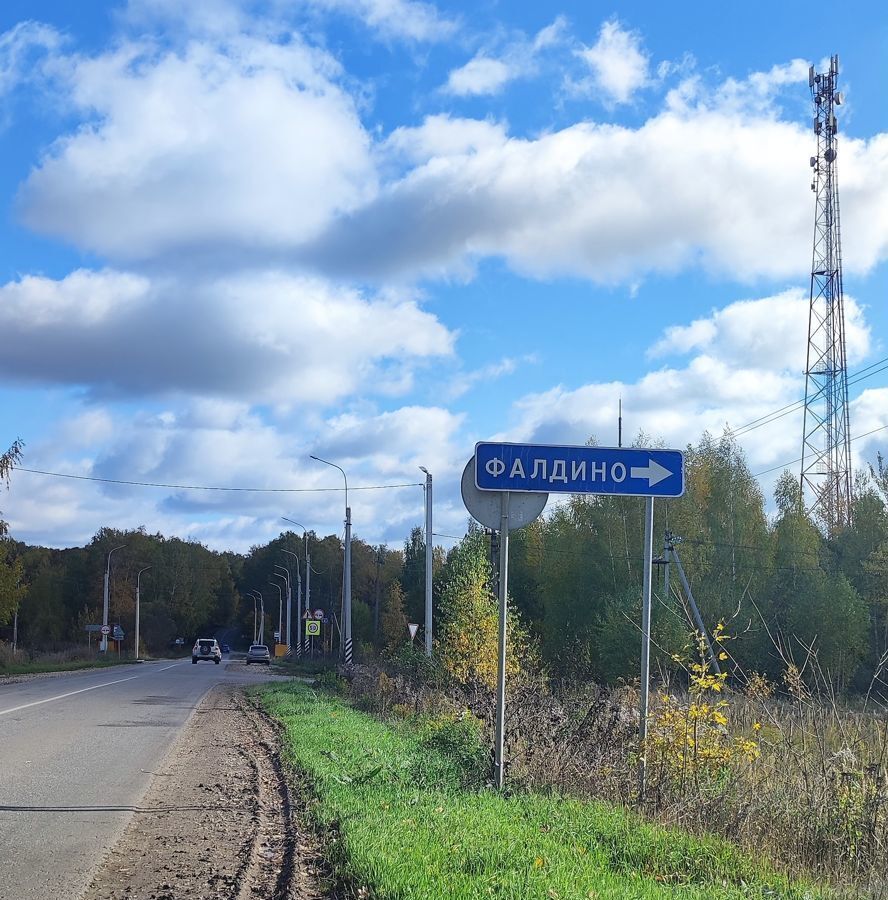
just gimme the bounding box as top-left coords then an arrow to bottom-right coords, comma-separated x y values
1,431 -> 887,692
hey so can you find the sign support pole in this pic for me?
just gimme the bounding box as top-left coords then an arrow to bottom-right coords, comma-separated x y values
494,491 -> 510,789
638,496 -> 654,800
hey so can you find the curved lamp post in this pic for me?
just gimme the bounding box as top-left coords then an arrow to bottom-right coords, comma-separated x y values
309,456 -> 351,665
101,544 -> 126,653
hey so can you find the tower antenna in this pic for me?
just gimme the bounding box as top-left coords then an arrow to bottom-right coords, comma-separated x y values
800,54 -> 852,531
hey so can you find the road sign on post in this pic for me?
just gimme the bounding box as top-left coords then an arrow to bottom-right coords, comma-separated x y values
475,442 -> 684,498
468,441 -> 685,795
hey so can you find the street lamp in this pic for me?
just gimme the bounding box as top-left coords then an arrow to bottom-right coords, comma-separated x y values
309,456 -> 352,665
419,466 -> 433,658
135,566 -> 152,661
247,589 -> 263,644
281,521 -> 310,656
268,580 -> 283,649
101,544 -> 125,653
272,566 -> 291,653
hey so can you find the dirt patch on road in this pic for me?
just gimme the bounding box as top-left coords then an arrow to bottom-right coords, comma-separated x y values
81,685 -> 329,900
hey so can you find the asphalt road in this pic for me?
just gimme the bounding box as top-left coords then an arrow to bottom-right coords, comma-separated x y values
0,657 -> 271,900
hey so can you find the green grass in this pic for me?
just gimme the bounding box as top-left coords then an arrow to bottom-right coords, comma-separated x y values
261,682 -> 831,900
0,657 -> 135,676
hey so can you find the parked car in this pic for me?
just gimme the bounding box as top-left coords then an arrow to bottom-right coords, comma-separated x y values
192,638 -> 222,664
245,644 -> 271,665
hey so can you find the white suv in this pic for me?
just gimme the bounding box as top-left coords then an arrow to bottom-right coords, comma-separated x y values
192,638 -> 222,664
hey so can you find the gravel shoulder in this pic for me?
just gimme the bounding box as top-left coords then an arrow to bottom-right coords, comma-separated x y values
80,683 -> 328,900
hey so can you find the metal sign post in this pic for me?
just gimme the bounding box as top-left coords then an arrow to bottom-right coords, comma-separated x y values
466,441 -> 686,792
493,492 -> 510,789
638,497 -> 654,799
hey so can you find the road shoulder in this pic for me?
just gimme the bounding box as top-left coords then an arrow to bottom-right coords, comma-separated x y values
80,683 -> 327,900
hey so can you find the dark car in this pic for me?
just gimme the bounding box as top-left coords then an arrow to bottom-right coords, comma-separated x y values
221,643 -> 230,654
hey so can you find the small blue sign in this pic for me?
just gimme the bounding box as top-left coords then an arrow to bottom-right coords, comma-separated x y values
475,442 -> 685,498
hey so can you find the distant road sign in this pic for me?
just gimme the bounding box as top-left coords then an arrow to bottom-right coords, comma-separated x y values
313,609 -> 324,620
475,442 -> 685,498
100,625 -> 111,636
408,623 -> 419,640
112,625 -> 124,641
85,624 -> 102,633
305,620 -> 321,637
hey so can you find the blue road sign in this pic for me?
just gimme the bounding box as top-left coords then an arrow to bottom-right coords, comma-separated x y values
475,442 -> 685,498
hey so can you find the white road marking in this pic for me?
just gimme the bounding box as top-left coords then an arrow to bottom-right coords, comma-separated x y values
156,663 -> 183,672
0,675 -> 141,717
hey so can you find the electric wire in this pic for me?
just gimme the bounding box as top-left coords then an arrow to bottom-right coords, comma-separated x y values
752,423 -> 888,478
729,354 -> 888,438
12,467 -> 422,493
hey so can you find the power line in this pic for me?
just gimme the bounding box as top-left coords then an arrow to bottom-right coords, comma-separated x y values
752,423 -> 888,478
730,355 -> 888,439
13,467 -> 423,494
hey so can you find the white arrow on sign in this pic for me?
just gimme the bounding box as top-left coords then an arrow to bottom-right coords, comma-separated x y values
630,458 -> 672,487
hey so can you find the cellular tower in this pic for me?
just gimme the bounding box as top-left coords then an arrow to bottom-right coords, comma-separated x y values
800,55 -> 852,532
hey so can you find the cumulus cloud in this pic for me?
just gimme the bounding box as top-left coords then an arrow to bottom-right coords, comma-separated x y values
303,0 -> 457,42
648,288 -> 871,370
0,269 -> 454,402
19,32 -> 376,261
575,19 -> 650,105
443,16 -> 567,96
0,20 -> 63,96
310,103 -> 888,283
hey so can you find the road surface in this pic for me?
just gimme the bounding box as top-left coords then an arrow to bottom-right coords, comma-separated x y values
0,658 -> 272,900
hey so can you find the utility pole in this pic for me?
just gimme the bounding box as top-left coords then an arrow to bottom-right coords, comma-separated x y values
800,54 -> 852,532
135,566 -> 151,660
664,532 -> 721,675
310,456 -> 351,665
374,546 -> 383,645
420,466 -> 433,657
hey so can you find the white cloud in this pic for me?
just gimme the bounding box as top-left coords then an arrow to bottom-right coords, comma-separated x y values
6,399 -> 469,551
576,19 -> 649,105
648,288 -> 871,371
445,355 -> 537,400
305,0 -> 457,42
0,269 -> 455,403
445,57 -> 512,97
0,21 -> 63,96
443,16 -> 567,97
312,102 -> 888,283
384,114 -> 508,163
19,33 -> 376,261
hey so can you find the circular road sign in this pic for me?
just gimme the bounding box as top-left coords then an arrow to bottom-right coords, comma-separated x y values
100,625 -> 111,635
461,457 -> 548,532
306,620 -> 321,636
313,608 -> 324,620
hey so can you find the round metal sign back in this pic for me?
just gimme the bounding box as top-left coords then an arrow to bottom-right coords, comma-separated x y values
461,457 -> 547,531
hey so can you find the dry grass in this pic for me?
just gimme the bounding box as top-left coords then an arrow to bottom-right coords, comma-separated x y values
345,658 -> 888,898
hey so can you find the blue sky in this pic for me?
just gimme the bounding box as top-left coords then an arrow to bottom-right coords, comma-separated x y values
0,0 -> 886,552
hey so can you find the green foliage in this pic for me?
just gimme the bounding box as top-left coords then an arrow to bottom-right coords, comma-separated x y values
436,527 -> 526,688
381,580 -> 409,650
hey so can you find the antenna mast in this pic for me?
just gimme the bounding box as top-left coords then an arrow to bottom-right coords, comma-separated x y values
800,54 -> 852,532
